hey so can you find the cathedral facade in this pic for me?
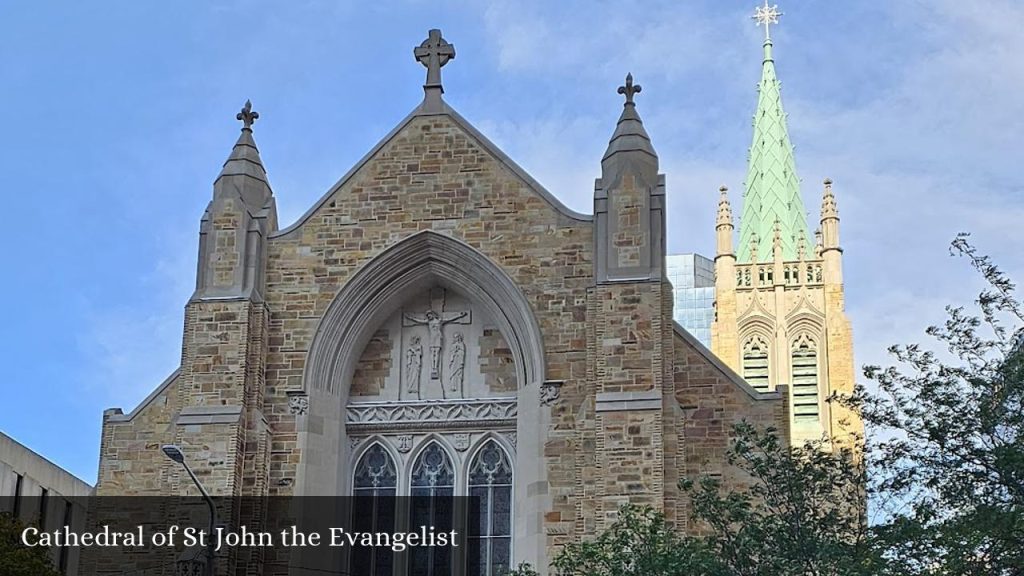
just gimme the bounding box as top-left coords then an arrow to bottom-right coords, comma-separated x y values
92,24 -> 854,575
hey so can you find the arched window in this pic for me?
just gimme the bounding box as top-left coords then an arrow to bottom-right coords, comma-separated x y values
742,336 -> 771,392
352,444 -> 397,576
467,441 -> 513,576
791,336 -> 820,422
410,443 -> 455,576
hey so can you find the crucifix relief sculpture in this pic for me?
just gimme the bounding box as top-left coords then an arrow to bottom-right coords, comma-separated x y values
402,288 -> 471,393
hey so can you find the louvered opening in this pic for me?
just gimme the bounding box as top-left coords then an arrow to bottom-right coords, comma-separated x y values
791,340 -> 820,422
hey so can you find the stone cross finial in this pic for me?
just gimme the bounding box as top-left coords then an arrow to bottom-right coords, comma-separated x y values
236,100 -> 258,130
617,73 -> 642,105
415,29 -> 455,91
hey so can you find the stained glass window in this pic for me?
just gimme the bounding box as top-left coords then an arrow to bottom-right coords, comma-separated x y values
352,444 -> 397,576
467,441 -> 513,576
410,442 -> 455,576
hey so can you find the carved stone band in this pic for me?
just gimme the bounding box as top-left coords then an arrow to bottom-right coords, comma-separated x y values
346,398 -> 517,432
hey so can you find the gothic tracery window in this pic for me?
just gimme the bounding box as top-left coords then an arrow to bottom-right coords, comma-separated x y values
742,336 -> 770,392
410,442 -> 455,576
467,441 -> 513,576
352,444 -> 398,576
791,336 -> 821,422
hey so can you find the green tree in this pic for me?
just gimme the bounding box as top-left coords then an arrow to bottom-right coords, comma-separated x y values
858,234 -> 1024,575
0,512 -> 61,576
511,505 -> 716,576
680,423 -> 882,576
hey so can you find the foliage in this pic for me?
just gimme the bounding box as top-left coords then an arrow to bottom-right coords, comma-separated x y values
0,512 -> 62,576
514,235 -> 1023,576
681,422 -> 882,576
857,233 -> 1024,574
510,505 -> 714,576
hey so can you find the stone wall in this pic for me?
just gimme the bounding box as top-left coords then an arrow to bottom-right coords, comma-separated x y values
667,328 -> 789,532
93,107 -> 790,574
351,329 -> 393,397
478,326 -> 517,393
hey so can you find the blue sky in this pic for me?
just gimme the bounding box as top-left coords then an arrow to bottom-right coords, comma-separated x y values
1,1 -> 1021,484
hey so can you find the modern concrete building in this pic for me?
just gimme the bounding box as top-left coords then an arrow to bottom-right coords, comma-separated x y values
666,253 -> 716,348
1,431 -> 93,574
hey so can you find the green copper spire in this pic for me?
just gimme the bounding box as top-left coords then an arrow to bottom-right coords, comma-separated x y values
737,2 -> 812,263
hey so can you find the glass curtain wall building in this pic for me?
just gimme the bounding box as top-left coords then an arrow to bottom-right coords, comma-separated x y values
666,253 -> 716,348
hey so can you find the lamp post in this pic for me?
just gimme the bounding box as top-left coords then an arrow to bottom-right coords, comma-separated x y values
162,445 -> 217,576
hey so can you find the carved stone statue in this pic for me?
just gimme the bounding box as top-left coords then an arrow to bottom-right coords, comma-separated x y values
446,332 -> 466,396
403,308 -> 469,379
405,336 -> 423,395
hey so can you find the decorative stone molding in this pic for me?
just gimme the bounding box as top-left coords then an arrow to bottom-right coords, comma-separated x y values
346,398 -> 517,431
594,390 -> 661,412
539,380 -> 564,406
503,431 -> 517,449
287,392 -> 309,416
176,405 -> 243,426
396,435 -> 413,453
452,433 -> 470,451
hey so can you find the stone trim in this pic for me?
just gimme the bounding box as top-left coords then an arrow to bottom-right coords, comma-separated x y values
673,321 -> 783,400
271,96 -> 590,239
303,230 -> 547,397
346,398 -> 517,432
594,390 -> 662,412
104,368 -> 181,423
175,405 -> 244,426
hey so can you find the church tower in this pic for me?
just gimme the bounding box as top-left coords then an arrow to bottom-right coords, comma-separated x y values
711,3 -> 861,446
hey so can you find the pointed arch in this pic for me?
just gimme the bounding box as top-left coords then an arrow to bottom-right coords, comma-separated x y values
304,230 -> 546,397
790,334 -> 822,424
351,441 -> 398,493
466,438 -> 514,576
740,334 -> 771,392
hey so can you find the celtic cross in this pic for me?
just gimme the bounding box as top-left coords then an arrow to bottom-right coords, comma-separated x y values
617,73 -> 641,105
414,29 -> 455,91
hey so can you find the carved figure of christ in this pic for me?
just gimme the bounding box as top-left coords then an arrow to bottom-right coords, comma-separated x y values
403,308 -> 470,379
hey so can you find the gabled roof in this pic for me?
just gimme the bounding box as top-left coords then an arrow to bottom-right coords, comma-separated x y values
272,95 -> 591,238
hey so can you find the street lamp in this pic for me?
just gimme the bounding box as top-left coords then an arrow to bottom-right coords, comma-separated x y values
161,445 -> 217,576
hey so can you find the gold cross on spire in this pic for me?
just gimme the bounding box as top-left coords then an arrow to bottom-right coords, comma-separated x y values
752,1 -> 783,40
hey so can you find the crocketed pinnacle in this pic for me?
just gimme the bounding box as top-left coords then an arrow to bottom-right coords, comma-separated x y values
736,36 -> 812,263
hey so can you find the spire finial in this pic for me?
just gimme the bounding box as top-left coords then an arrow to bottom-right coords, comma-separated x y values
414,29 -> 455,94
717,186 -> 734,226
753,1 -> 783,40
821,177 -> 838,218
617,73 -> 642,106
237,100 -> 258,131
